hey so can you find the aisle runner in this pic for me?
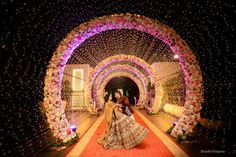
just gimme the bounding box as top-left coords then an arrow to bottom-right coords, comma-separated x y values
66,111 -> 189,157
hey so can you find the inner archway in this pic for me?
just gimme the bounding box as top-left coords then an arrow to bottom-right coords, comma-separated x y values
94,67 -> 147,109
105,76 -> 140,105
88,57 -> 154,111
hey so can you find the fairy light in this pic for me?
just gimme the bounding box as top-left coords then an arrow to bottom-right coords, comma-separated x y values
1,0 -> 234,156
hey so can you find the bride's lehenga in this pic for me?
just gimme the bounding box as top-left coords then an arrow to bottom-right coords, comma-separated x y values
98,101 -> 149,149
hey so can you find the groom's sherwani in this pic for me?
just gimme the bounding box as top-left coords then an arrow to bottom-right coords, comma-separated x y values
117,96 -> 133,116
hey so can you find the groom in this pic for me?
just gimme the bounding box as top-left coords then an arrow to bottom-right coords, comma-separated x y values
114,90 -> 133,116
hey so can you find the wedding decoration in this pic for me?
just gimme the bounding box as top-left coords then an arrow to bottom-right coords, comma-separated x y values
44,13 -> 203,141
87,54 -> 162,114
91,64 -> 148,109
163,103 -> 184,118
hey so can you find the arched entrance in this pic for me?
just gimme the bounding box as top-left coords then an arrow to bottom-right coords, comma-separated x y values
87,55 -> 159,114
97,70 -> 146,108
44,13 -> 203,142
105,76 -> 140,105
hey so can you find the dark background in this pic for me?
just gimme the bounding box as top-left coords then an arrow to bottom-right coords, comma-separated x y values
105,76 -> 140,105
0,0 -> 235,156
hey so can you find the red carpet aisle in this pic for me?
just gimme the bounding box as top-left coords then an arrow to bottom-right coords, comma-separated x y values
77,113 -> 174,157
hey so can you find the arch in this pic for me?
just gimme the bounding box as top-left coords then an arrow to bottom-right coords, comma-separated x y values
91,64 -> 148,104
98,71 -> 145,108
87,55 -> 161,114
44,13 -> 203,141
93,66 -> 148,108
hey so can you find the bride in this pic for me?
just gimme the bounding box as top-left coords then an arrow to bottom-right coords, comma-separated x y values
97,94 -> 149,149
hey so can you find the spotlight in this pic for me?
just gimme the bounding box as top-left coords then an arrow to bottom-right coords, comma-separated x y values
173,122 -> 178,126
70,125 -> 77,132
174,54 -> 179,59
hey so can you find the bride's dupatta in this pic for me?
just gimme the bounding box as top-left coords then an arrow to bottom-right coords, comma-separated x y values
105,102 -> 114,127
97,101 -> 115,145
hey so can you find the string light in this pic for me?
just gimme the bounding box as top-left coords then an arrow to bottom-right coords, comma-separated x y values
1,0 -> 234,156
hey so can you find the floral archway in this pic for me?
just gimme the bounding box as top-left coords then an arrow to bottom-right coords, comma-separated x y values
44,13 -> 203,141
93,66 -> 148,108
97,71 -> 146,108
86,54 -> 161,114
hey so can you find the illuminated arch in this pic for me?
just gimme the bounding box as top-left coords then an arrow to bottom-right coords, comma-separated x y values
87,55 -> 161,114
97,71 -> 146,108
93,65 -> 149,108
44,13 -> 203,141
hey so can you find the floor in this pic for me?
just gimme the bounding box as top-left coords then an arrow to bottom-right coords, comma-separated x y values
36,111 -> 98,157
66,110 -> 189,157
36,108 -> 230,157
139,109 -> 229,157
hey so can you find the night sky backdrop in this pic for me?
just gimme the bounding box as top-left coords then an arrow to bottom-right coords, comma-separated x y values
0,0 -> 235,156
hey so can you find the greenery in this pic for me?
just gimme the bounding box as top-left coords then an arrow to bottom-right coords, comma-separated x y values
49,133 -> 80,148
166,125 -> 200,144
176,134 -> 186,143
166,126 -> 174,134
166,126 -> 187,143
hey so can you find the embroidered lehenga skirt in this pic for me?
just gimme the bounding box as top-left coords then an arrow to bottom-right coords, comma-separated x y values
98,107 -> 149,149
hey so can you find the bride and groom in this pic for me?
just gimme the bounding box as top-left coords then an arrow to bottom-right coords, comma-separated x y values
97,91 -> 149,149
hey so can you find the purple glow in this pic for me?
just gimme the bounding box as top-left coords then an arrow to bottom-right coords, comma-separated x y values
90,55 -> 157,86
95,65 -> 147,90
173,122 -> 178,126
70,125 -> 77,132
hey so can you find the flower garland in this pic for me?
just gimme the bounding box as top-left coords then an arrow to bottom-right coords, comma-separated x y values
44,13 -> 203,142
89,54 -> 158,84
